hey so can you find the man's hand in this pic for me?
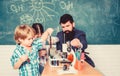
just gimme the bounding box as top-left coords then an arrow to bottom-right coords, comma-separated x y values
70,38 -> 83,48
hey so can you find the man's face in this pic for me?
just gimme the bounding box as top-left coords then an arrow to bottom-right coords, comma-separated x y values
61,21 -> 74,33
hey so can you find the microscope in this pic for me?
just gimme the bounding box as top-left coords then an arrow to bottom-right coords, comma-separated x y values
48,35 -> 86,74
57,41 -> 78,74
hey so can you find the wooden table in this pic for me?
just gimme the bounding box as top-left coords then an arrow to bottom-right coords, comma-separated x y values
41,60 -> 103,76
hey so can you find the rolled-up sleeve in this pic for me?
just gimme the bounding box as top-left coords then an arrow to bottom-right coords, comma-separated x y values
32,38 -> 43,51
10,49 -> 24,67
10,53 -> 18,67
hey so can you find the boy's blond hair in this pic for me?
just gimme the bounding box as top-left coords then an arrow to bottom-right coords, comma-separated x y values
14,24 -> 35,44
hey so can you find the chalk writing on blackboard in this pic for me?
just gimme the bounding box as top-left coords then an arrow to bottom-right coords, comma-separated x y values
60,1 -> 73,11
6,0 -> 73,29
0,0 -> 74,44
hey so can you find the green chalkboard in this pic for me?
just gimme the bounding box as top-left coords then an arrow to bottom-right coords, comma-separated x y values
0,0 -> 120,45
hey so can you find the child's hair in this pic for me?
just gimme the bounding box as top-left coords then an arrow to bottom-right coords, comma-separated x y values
32,23 -> 44,35
14,24 -> 35,44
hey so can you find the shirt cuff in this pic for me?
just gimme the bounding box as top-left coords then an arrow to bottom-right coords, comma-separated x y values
79,42 -> 83,49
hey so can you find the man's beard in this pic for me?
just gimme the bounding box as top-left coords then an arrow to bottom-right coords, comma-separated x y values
64,30 -> 75,42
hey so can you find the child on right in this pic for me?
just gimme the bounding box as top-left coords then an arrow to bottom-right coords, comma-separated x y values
10,24 -> 53,76
32,23 -> 47,74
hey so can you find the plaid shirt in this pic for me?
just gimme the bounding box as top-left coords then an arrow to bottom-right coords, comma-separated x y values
10,38 -> 43,76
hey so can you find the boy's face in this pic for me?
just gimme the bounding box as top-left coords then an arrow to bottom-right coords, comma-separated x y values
20,35 -> 34,47
61,21 -> 74,33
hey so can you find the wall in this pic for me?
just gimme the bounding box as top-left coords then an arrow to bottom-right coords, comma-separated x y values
0,45 -> 120,76
0,0 -> 120,44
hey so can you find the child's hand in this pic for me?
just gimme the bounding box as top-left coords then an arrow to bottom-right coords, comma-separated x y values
39,50 -> 47,57
20,55 -> 28,63
41,28 -> 54,41
46,28 -> 54,35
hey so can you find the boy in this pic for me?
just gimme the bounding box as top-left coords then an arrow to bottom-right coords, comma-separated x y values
10,24 -> 53,76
